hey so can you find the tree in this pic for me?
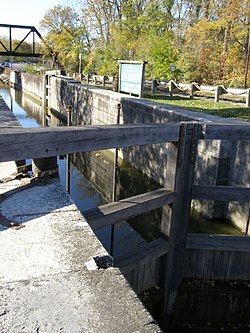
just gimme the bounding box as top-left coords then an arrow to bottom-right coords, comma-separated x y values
177,0 -> 250,87
39,0 -> 250,87
81,0 -> 176,76
40,5 -> 91,71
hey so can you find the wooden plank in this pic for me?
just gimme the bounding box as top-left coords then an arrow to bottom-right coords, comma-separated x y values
234,251 -> 245,280
151,258 -> 160,288
84,189 -> 176,230
204,250 -> 214,280
211,250 -> 222,279
161,142 -> 178,237
164,122 -> 199,315
131,257 -> 161,294
116,238 -> 169,273
242,252 -> 250,280
195,249 -> 207,279
0,123 -> 180,162
201,123 -> 250,140
129,265 -> 139,293
138,262 -> 148,293
183,249 -> 191,277
133,266 -> 141,294
187,233 -> 250,252
122,270 -> 133,286
187,249 -> 198,278
226,251 -> 238,280
192,185 -> 250,202
219,251 -> 231,279
50,108 -> 67,122
139,261 -> 148,292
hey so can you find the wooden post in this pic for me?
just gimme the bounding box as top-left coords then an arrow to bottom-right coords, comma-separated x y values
160,141 -> 178,238
163,122 -> 199,318
94,76 -> 97,85
86,74 -> 90,84
189,83 -> 195,99
42,75 -> 48,108
169,80 -> 175,97
113,76 -> 119,92
42,74 -> 48,127
32,156 -> 58,176
110,103 -> 121,256
215,85 -> 222,102
32,67 -> 58,177
66,105 -> 72,193
151,80 -> 158,94
102,76 -> 105,86
246,88 -> 250,107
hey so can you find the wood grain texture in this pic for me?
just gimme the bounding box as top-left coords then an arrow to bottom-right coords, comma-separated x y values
192,185 -> 250,201
0,123 -> 180,162
187,233 -> 250,252
201,123 -> 250,140
84,188 -> 176,230
164,122 -> 199,314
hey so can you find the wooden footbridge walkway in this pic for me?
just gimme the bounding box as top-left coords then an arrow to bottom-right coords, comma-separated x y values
0,95 -> 250,319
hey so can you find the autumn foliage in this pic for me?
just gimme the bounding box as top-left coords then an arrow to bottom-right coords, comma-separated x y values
39,0 -> 250,88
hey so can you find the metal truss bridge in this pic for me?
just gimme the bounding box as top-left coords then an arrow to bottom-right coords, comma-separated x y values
0,24 -> 43,57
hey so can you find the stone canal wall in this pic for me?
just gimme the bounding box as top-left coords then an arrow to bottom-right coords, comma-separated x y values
9,72 -> 250,234
10,71 -> 44,103
49,76 -> 120,126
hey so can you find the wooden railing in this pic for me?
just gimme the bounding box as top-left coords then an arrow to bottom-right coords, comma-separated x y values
151,80 -> 250,106
1,121 -> 250,317
81,74 -> 114,87
0,123 -> 180,162
80,73 -> 250,106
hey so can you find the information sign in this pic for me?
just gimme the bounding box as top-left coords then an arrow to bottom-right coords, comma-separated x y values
118,61 -> 146,97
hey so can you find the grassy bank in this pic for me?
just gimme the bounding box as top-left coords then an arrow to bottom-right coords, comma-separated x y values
145,94 -> 250,121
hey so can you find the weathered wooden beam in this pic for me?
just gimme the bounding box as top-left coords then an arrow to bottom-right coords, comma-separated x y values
116,238 -> 169,273
164,122 -> 199,316
187,233 -> 250,252
0,123 -> 180,162
192,185 -> 250,202
50,108 -> 67,123
84,188 -> 176,231
201,123 -> 250,140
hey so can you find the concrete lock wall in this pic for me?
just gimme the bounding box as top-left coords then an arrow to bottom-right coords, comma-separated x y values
49,76 -> 120,125
12,73 -> 250,234
10,71 -> 44,102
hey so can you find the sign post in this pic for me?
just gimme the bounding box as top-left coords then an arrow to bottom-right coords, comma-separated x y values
79,53 -> 82,77
118,60 -> 146,98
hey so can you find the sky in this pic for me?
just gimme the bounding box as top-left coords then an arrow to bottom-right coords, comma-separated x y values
0,0 -> 70,39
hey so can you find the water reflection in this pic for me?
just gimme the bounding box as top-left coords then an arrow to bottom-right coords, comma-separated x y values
0,86 -> 41,128
190,210 -> 243,235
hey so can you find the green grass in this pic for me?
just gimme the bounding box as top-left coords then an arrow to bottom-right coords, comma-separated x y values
145,93 -> 250,121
